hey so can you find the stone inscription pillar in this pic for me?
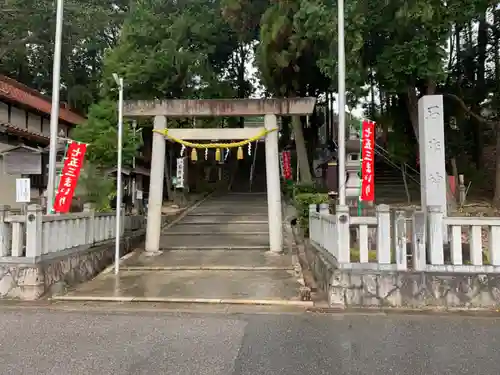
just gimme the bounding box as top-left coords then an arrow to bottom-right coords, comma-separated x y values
418,95 -> 447,216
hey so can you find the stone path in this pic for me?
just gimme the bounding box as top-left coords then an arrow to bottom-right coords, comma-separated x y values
55,193 -> 307,306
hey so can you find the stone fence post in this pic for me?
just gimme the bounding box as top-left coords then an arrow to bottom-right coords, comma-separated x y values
412,211 -> 427,271
336,204 -> 350,263
83,203 -> 95,245
0,205 -> 10,256
25,204 -> 42,258
427,205 -> 445,265
376,204 -> 391,264
121,204 -> 126,236
308,204 -> 316,239
392,210 -> 407,270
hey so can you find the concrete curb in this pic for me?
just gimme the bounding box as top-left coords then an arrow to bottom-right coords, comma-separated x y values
160,246 -> 271,250
305,305 -> 500,316
163,231 -> 269,236
176,221 -> 268,225
50,295 -> 314,307
186,213 -> 267,217
120,266 -> 294,271
102,192 -> 213,274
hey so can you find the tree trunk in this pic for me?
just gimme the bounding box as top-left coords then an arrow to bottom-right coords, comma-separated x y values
406,87 -> 419,142
165,146 -> 173,200
292,116 -> 312,183
494,124 -> 500,207
493,10 -> 500,207
237,44 -> 246,128
472,15 -> 488,169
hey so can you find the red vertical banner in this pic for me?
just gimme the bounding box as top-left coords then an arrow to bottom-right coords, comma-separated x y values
280,151 -> 292,180
361,120 -> 375,201
52,141 -> 87,213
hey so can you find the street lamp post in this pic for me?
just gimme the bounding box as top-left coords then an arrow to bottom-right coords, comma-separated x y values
46,0 -> 64,214
337,0 -> 346,206
113,73 -> 124,275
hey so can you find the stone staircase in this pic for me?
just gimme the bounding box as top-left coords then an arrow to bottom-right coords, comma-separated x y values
54,192 -> 308,307
230,141 -> 267,193
375,159 -> 420,205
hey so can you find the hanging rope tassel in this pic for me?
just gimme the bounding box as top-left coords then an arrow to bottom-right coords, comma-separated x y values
237,146 -> 243,160
215,148 -> 221,161
191,148 -> 197,161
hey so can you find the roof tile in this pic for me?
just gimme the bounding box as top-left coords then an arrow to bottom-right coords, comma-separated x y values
0,76 -> 85,125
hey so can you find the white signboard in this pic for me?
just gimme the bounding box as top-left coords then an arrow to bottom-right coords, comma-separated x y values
16,178 -> 30,203
176,157 -> 185,188
136,190 -> 143,199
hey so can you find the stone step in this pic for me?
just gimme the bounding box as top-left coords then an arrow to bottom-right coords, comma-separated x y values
160,233 -> 270,249
56,269 -> 304,305
163,223 -> 269,234
180,214 -> 268,224
121,249 -> 290,269
192,206 -> 268,215
203,199 -> 268,205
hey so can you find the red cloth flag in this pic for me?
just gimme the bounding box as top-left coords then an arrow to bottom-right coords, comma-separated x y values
360,120 -> 375,201
281,151 -> 292,180
52,141 -> 87,213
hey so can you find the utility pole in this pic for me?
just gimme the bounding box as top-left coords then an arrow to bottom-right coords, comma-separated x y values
337,0 -> 346,206
46,0 -> 64,214
112,73 -> 124,275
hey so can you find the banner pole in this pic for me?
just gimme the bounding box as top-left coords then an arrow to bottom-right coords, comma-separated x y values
358,121 -> 363,216
50,140 -> 70,214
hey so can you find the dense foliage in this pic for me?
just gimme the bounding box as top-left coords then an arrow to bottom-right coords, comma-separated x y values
3,0 -> 500,204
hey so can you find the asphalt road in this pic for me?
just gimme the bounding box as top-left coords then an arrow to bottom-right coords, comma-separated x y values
0,308 -> 498,375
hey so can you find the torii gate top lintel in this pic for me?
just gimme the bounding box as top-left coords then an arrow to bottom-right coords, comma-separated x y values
123,98 -> 316,118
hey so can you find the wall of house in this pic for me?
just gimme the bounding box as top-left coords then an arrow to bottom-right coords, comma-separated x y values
0,101 -> 69,136
0,142 -> 41,208
0,100 -> 78,208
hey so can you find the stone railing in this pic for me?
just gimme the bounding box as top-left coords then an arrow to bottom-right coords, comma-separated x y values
0,204 -> 145,260
309,203 -> 400,269
309,203 -> 500,273
423,211 -> 500,273
307,203 -> 500,309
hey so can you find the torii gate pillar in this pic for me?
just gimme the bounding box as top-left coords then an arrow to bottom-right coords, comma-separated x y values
264,114 -> 282,253
145,115 -> 166,253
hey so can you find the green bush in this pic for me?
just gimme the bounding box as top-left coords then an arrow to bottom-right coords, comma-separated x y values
293,182 -> 324,196
281,179 -> 295,200
294,192 -> 329,235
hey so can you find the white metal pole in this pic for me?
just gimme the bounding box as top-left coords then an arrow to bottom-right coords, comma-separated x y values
46,0 -> 64,214
337,0 -> 346,205
115,77 -> 124,274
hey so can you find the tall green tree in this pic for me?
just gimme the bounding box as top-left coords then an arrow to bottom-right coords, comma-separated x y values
101,0 -> 237,101
71,99 -> 142,168
257,0 -> 335,182
0,0 -> 127,112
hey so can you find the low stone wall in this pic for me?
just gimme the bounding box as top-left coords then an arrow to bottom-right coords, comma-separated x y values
0,229 -> 145,300
306,242 -> 500,310
0,195 -> 208,301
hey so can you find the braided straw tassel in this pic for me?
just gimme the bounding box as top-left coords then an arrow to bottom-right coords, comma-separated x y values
215,148 -> 221,161
191,148 -> 197,161
237,146 -> 243,160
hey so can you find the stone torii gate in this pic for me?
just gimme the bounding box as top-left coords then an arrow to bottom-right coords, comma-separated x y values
123,98 -> 316,254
